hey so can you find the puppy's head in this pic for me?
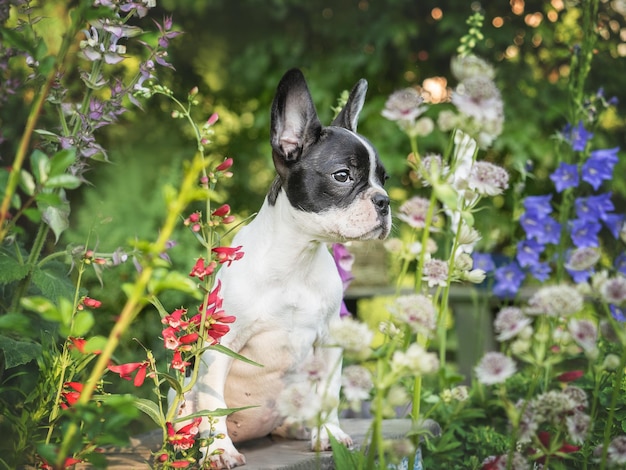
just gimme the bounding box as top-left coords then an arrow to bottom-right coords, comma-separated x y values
268,69 -> 391,242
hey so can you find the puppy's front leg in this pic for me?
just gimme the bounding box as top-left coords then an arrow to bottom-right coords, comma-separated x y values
181,350 -> 246,469
312,345 -> 353,451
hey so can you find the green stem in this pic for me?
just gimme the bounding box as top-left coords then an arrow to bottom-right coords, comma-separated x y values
599,344 -> 626,469
9,223 -> 50,312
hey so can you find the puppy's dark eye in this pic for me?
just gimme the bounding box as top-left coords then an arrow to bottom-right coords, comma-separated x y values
332,170 -> 352,183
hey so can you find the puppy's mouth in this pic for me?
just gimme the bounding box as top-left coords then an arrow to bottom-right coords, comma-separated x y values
359,224 -> 389,241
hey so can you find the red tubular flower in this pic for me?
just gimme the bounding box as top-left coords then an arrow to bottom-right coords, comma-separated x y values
215,157 -> 233,172
60,382 -> 84,409
171,350 -> 191,372
166,418 -> 202,452
68,337 -> 102,355
556,370 -> 584,382
162,326 -> 181,350
108,361 -> 150,387
212,246 -> 244,266
162,308 -> 189,329
212,204 -> 230,217
82,297 -> 102,308
189,257 -> 216,281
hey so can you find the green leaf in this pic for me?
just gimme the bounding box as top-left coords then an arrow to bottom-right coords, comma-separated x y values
31,264 -> 75,302
328,431 -> 364,467
69,310 -> 94,337
84,336 -> 107,354
40,199 -> 70,242
0,312 -> 32,333
45,174 -> 82,190
171,406 -> 258,424
19,170 -> 36,196
203,344 -> 264,368
49,148 -> 77,177
0,26 -> 35,54
160,372 -> 183,395
35,191 -> 62,206
133,397 -> 164,427
0,334 -> 42,368
0,250 -> 30,283
21,296 -> 62,322
31,149 -> 50,185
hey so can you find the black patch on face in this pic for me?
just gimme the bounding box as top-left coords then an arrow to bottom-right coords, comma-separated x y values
269,127 -> 387,213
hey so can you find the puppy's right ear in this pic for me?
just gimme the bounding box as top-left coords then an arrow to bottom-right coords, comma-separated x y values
270,69 -> 322,179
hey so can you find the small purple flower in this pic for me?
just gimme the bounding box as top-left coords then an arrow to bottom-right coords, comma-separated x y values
472,252 -> 495,273
564,121 -> 594,152
529,261 -> 551,282
567,267 -> 593,284
516,239 -> 545,268
574,193 -> 614,222
493,262 -> 526,298
615,253 -> 626,277
603,213 -> 625,239
550,162 -> 579,193
570,219 -> 602,248
582,147 -> 619,190
610,304 -> 626,322
520,213 -> 561,245
523,194 -> 553,218
332,243 -> 355,317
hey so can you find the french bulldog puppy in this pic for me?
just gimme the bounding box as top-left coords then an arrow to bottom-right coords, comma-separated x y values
175,68 -> 391,468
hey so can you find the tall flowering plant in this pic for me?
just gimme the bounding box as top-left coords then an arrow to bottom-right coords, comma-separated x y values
0,2 -> 246,468
328,5 -> 626,470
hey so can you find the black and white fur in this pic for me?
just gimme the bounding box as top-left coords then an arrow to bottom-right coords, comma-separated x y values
174,69 -> 390,468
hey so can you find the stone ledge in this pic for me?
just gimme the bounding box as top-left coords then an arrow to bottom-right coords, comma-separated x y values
77,419 -> 411,469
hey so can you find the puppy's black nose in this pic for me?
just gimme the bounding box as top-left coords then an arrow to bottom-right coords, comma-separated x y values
372,193 -> 390,217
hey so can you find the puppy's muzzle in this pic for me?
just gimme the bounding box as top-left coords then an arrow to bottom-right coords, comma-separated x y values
372,193 -> 390,218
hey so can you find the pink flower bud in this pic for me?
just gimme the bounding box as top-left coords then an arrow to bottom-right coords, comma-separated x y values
207,113 -> 219,126
215,157 -> 233,172
212,204 -> 230,217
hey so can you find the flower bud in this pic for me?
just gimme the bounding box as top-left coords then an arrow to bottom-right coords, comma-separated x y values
602,353 -> 621,370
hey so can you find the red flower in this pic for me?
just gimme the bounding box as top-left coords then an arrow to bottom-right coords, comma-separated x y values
162,308 -> 189,329
190,282 -> 236,344
212,246 -> 244,266
60,382 -> 84,409
162,326 -> 180,350
189,257 -> 216,280
82,296 -> 102,309
556,369 -> 584,382
215,157 -> 233,172
533,431 -> 581,464
212,204 -> 230,217
166,418 -> 202,452
108,361 -> 150,387
39,456 -> 83,469
171,350 -> 191,372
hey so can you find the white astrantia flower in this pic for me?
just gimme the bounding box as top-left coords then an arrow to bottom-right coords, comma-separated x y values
329,316 -> 373,360
423,258 -> 449,288
277,381 -> 321,425
565,247 -> 601,271
607,435 -> 626,465
341,365 -> 373,411
568,318 -> 598,353
397,196 -> 435,229
494,306 -> 532,342
474,351 -> 516,385
467,161 -> 509,197
525,284 -> 584,317
389,294 -> 437,336
599,275 -> 626,305
391,343 -> 439,377
450,54 -> 496,82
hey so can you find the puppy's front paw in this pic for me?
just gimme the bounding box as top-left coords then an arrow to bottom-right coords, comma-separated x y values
203,440 -> 246,469
311,423 -> 353,451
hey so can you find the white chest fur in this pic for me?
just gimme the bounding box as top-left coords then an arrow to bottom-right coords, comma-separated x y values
212,192 -> 344,440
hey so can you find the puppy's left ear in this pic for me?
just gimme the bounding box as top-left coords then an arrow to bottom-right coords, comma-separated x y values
331,79 -> 368,132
